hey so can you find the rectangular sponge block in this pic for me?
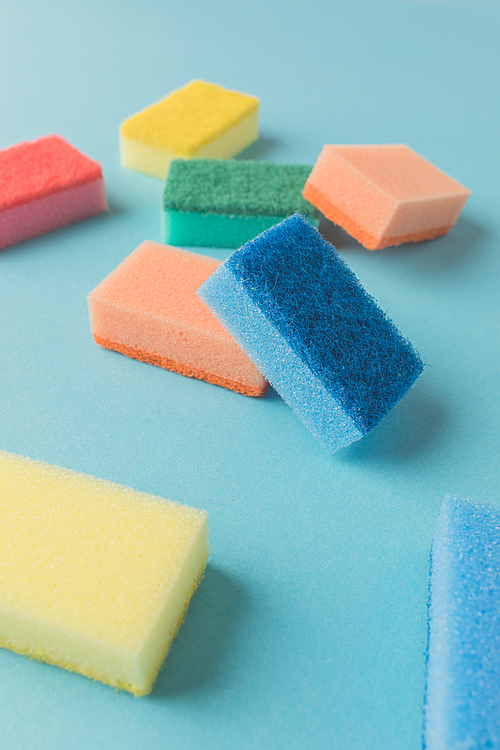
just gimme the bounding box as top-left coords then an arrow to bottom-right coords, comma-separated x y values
303,144 -> 471,250
120,80 -> 259,180
0,450 -> 208,696
163,159 -> 319,249
0,134 -> 107,251
424,494 -> 500,750
88,240 -> 267,397
197,214 -> 423,452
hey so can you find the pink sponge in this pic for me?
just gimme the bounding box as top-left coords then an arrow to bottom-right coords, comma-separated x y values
303,144 -> 471,250
0,135 -> 107,250
88,241 -> 268,397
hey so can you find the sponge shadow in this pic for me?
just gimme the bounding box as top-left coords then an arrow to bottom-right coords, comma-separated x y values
319,213 -> 486,273
152,566 -> 248,697
236,135 -> 280,161
380,215 -> 486,274
318,214 -> 362,251
339,380 -> 449,465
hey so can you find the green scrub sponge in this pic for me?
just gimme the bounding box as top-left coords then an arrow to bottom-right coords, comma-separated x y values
162,159 -> 319,248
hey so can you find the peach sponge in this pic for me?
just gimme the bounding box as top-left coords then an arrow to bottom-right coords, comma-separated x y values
0,134 -> 107,251
120,80 -> 259,180
303,144 -> 471,250
0,450 -> 208,696
88,241 -> 267,397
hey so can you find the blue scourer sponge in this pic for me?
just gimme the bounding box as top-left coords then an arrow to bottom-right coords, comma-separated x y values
424,495 -> 500,750
197,213 -> 423,452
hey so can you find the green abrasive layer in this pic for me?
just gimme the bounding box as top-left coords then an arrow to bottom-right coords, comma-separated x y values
162,159 -> 319,249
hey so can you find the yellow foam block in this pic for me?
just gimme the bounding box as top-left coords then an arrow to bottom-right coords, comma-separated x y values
120,80 -> 259,179
0,451 -> 208,696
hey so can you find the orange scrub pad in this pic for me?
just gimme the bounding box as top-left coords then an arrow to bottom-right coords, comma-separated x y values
0,135 -> 107,250
88,241 -> 268,397
120,80 -> 259,180
0,450 -> 208,696
303,144 -> 471,250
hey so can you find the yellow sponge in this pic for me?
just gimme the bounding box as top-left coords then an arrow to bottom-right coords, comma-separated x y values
0,450 -> 209,696
120,80 -> 259,179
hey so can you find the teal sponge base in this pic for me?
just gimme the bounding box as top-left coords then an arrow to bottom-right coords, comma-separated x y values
163,210 -> 318,249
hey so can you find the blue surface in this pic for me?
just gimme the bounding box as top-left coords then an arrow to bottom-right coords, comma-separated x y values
0,1 -> 499,748
198,213 -> 423,448
425,496 -> 500,750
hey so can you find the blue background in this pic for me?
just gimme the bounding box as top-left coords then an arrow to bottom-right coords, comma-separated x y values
0,1 -> 499,748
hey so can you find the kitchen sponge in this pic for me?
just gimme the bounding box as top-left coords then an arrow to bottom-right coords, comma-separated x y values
197,213 -> 423,452
163,159 -> 318,248
88,241 -> 267,396
303,144 -> 471,250
120,80 -> 259,180
424,494 -> 500,750
0,134 -> 107,251
0,450 -> 208,696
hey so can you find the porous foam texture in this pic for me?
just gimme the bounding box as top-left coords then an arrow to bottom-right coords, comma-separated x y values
0,134 -> 107,250
197,214 -> 423,452
88,241 -> 267,397
162,159 -> 319,248
303,144 -> 471,250
120,80 -> 259,180
0,450 -> 208,696
424,495 -> 500,750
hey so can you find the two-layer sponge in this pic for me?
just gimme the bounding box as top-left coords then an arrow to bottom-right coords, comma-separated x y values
424,495 -> 500,749
303,144 -> 471,250
163,159 -> 318,249
88,241 -> 267,397
0,450 -> 208,696
120,80 -> 259,180
0,135 -> 107,251
197,214 -> 423,452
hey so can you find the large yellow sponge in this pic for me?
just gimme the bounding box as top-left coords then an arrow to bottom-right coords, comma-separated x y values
120,80 -> 259,179
0,451 -> 208,696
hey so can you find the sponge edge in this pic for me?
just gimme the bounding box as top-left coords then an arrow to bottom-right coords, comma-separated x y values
424,495 -> 500,750
197,214 -> 423,452
0,135 -> 107,250
0,450 -> 209,696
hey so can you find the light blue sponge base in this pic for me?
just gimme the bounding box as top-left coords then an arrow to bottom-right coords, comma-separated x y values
197,264 -> 364,451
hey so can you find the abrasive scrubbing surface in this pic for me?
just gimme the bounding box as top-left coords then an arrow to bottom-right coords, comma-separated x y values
197,214 -> 423,452
424,495 -> 500,750
88,241 -> 267,396
162,159 -> 318,248
0,451 -> 208,696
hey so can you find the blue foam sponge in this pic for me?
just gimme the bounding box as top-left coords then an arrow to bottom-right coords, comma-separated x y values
197,213 -> 423,452
424,495 -> 500,750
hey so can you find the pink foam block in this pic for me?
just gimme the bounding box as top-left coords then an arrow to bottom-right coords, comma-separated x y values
87,241 -> 268,397
0,134 -> 108,250
303,144 -> 471,250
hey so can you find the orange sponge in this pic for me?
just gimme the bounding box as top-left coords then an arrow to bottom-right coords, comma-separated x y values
303,144 -> 471,250
88,241 -> 267,397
